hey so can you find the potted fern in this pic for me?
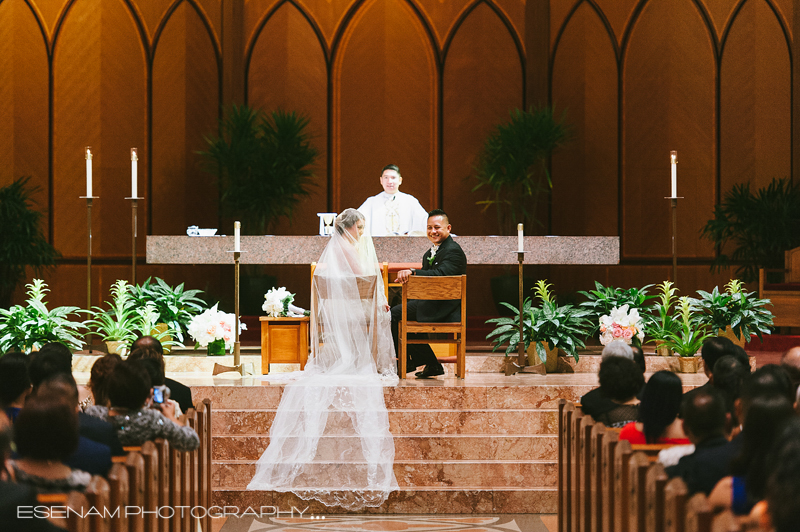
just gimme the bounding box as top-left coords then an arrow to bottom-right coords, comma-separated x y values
86,280 -> 140,355
662,297 -> 713,373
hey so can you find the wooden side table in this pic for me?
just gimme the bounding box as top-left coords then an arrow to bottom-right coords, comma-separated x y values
259,316 -> 309,374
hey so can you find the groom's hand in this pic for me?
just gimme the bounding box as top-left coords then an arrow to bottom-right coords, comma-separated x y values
395,269 -> 413,284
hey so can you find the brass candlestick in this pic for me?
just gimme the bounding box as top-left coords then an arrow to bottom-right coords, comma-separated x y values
125,197 -> 142,285
212,227 -> 251,376
80,195 -> 98,353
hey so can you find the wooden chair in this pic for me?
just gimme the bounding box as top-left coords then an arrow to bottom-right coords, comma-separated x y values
759,245 -> 800,328
664,477 -> 689,532
613,439 -> 633,532
311,261 -> 388,300
398,274 -> 467,378
645,462 -> 669,532
85,475 -> 111,532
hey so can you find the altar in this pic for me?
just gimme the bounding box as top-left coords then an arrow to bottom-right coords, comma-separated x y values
146,235 -> 619,265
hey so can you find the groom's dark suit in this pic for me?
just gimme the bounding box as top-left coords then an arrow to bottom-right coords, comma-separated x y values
390,235 -> 467,372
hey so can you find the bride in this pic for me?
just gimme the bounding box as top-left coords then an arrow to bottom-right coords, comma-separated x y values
247,209 -> 399,510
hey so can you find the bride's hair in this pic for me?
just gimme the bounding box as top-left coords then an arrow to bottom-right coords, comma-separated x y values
335,208 -> 364,235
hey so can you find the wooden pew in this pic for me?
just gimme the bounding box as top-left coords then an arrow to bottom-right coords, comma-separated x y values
168,424 -> 186,532
126,453 -> 145,532
107,462 -> 130,532
631,443 -> 678,463
85,475 -> 111,532
600,426 -> 618,532
139,442 -> 159,532
613,438 -> 633,532
645,462 -> 668,532
195,400 -> 212,532
627,452 -> 650,532
664,477 -> 688,532
685,493 -> 713,532
558,400 -> 575,532
588,423 -> 607,532
570,408 -> 586,532
185,408 -> 200,532
154,439 -> 170,532
579,415 -> 595,532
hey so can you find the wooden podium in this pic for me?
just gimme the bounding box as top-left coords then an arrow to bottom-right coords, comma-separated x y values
259,316 -> 309,374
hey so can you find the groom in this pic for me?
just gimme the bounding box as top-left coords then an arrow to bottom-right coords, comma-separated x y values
391,209 -> 467,378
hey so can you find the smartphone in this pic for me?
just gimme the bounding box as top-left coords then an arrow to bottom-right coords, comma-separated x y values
152,385 -> 170,404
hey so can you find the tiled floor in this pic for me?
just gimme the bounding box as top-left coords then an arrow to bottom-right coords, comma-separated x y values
213,513 -> 557,532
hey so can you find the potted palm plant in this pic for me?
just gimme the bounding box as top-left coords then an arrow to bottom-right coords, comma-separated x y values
663,297 -> 713,373
486,280 -> 593,372
86,280 -> 140,355
0,279 -> 84,354
645,281 -> 681,356
694,279 -> 774,347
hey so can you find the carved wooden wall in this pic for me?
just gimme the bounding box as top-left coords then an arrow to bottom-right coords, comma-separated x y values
0,0 -> 794,314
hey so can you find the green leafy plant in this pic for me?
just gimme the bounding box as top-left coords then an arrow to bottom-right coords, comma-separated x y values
128,277 -> 206,343
133,302 -> 181,350
0,279 -> 84,354
486,280 -> 593,362
701,177 -> 800,283
663,297 -> 712,357
645,281 -> 681,342
199,105 -> 319,235
472,106 -> 570,234
579,282 -> 656,336
86,280 -> 141,346
0,177 -> 60,308
694,279 -> 773,342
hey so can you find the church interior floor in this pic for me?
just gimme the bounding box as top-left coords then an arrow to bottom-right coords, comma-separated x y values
213,513 -> 557,531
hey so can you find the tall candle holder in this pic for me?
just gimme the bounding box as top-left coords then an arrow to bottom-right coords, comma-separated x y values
80,195 -> 98,352
667,151 -> 682,285
504,245 -> 545,376
212,243 -> 251,376
125,197 -> 142,284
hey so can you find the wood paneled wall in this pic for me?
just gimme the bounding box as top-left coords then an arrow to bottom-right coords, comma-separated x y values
0,0 -> 794,315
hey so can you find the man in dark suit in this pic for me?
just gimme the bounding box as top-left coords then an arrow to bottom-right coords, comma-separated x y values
391,209 -> 467,379
130,336 -> 194,413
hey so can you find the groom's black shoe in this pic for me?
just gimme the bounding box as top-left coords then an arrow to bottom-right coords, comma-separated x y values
415,365 -> 445,379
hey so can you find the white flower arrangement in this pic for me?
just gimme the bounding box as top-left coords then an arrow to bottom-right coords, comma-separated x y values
263,287 -> 296,317
187,304 -> 246,352
599,304 -> 645,346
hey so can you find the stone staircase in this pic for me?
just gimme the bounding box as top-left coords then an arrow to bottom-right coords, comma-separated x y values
193,378 -> 595,514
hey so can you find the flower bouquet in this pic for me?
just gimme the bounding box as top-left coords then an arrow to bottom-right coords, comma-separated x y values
187,304 -> 246,356
599,304 -> 645,347
263,287 -> 307,317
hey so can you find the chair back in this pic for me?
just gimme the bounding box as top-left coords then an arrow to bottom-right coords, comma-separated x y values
403,275 -> 465,300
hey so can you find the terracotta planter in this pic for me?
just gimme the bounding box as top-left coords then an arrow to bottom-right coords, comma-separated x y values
655,340 -> 672,357
719,326 -> 746,348
527,342 -> 558,372
106,341 -> 127,356
678,356 -> 699,373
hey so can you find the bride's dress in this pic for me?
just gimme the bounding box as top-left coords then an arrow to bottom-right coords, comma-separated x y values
247,220 -> 399,510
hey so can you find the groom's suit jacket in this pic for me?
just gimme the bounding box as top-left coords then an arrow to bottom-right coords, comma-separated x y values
413,235 -> 467,322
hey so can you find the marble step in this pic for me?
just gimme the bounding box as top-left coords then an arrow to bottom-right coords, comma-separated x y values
212,409 -> 559,436
213,434 -> 557,461
194,383 -> 591,410
212,460 -> 557,489
211,486 -> 557,514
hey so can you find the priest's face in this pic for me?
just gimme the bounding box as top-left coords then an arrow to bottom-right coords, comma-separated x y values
427,215 -> 450,245
380,169 -> 402,195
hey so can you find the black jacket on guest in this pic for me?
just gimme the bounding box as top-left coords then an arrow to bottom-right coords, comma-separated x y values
79,411 -> 124,456
165,377 -> 193,415
665,435 -> 741,495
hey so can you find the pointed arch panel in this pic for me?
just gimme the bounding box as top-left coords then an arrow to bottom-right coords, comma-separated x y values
333,0 -> 437,213
623,0 -> 716,259
248,1 -> 327,235
442,2 -> 522,235
152,1 -> 220,235
550,2 -> 618,237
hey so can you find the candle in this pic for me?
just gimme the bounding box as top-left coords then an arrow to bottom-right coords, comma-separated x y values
131,148 -> 138,198
517,223 -> 524,252
85,147 -> 93,197
234,221 -> 241,252
670,150 -> 678,198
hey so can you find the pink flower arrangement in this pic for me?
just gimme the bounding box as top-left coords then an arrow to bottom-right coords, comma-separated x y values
599,304 -> 644,346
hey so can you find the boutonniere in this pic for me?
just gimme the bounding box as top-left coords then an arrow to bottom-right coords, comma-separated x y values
427,245 -> 438,266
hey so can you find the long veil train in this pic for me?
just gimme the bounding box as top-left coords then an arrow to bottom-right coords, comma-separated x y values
247,210 -> 399,510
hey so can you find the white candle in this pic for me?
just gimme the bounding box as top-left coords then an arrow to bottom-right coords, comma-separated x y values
131,148 -> 138,198
670,150 -> 677,198
85,147 -> 93,197
517,223 -> 524,252
234,221 -> 241,252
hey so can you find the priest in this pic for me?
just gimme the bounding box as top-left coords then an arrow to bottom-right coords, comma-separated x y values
358,164 -> 428,236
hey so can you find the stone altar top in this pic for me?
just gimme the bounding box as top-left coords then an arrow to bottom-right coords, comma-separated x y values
146,235 -> 619,265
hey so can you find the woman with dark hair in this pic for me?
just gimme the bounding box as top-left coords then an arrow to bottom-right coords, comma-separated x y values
10,395 -> 91,493
0,352 -> 31,422
83,353 -> 122,410
708,394 -> 795,515
593,356 -> 644,428
620,370 -> 690,444
85,360 -> 198,452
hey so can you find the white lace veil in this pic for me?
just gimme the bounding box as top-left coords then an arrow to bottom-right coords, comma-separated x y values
247,208 -> 399,509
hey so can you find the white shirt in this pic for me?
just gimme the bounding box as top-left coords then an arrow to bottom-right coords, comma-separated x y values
357,191 -> 428,236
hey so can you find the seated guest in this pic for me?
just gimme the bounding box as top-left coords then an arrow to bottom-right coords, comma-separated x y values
780,346 -> 800,397
666,388 -> 736,495
130,336 -> 193,414
34,374 -> 114,475
692,337 -> 738,394
580,341 -> 636,421
733,365 -> 794,436
591,355 -> 644,428
620,370 -> 690,444
85,360 -> 199,452
27,342 -> 72,388
631,344 -> 646,374
358,164 -> 428,236
86,353 -> 122,408
708,394 -> 795,514
10,395 -> 91,493
0,353 -> 31,422
711,355 -> 750,431
761,418 -> 800,532
136,357 -> 183,417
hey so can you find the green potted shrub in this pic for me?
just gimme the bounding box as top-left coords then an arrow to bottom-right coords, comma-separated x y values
0,177 -> 60,309
86,280 -> 140,355
486,280 -> 593,372
132,302 -> 182,351
0,279 -> 84,354
645,281 -> 681,356
128,277 -> 206,348
694,279 -> 773,347
579,282 -> 656,338
662,297 -> 713,373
